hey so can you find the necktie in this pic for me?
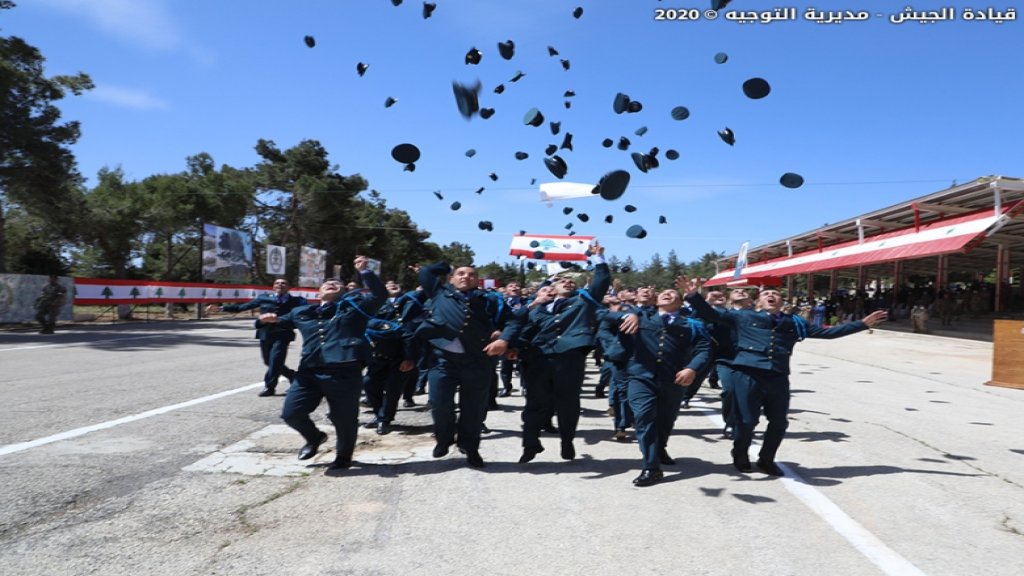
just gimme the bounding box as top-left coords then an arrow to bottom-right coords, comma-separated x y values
662,313 -> 673,327
552,298 -> 567,313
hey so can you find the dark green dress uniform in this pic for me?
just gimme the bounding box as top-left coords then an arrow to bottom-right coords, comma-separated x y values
685,293 -> 870,472
415,263 -> 521,466
520,262 -> 610,460
223,292 -> 308,393
269,271 -> 386,466
615,308 -> 710,473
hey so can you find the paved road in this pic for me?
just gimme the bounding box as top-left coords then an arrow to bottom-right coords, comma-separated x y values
0,320 -> 1022,576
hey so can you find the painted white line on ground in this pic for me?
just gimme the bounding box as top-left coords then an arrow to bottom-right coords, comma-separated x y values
695,399 -> 927,576
0,328 -> 237,353
0,381 -> 264,457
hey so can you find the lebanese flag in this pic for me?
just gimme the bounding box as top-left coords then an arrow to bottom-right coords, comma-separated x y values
509,234 -> 594,261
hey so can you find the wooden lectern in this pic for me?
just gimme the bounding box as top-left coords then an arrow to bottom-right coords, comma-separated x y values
988,320 -> 1024,389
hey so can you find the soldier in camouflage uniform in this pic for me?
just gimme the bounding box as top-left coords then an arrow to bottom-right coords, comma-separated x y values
35,275 -> 67,334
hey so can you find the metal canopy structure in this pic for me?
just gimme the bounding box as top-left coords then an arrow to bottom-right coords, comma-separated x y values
708,176 -> 1024,288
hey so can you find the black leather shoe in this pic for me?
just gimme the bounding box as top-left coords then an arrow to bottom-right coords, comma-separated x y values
257,388 -> 275,397
403,398 -> 416,407
560,441 -> 576,461
327,457 -> 351,470
732,448 -> 753,473
480,423 -> 491,434
757,459 -> 785,476
414,386 -> 426,396
497,388 -> 511,398
363,418 -> 380,429
432,442 -> 450,458
376,421 -> 391,435
722,426 -> 734,440
298,431 -> 328,460
682,400 -> 691,409
595,388 -> 606,399
632,469 -> 664,487
465,449 -> 486,468
518,445 -> 544,463
658,447 -> 676,466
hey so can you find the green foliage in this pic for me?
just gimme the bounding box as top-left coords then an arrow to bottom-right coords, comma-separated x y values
0,27 -> 93,271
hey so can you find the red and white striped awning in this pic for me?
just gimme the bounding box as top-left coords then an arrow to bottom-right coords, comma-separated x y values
706,202 -> 1022,286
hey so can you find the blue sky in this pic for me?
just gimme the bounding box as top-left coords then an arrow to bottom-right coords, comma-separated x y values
6,0 -> 1023,270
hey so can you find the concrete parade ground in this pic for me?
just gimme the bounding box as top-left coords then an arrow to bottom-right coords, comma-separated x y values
0,319 -> 1022,576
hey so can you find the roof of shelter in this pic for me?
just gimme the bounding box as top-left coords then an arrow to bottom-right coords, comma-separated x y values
712,176 -> 1024,282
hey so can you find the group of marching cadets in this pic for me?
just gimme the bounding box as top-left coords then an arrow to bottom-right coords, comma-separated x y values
226,247 -> 887,484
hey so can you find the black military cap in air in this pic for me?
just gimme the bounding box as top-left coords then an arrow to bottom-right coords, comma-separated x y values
480,108 -> 495,119
304,35 -> 316,48
465,148 -> 476,158
515,151 -> 529,160
626,225 -> 647,239
563,207 -> 573,215
624,204 -> 637,213
627,101 -> 642,113
533,250 -> 545,259
604,215 -> 614,224
510,71 -> 526,82
524,108 -> 544,126
561,132 -> 573,151
391,143 -> 421,164
617,137 -> 631,151
665,149 -> 680,160
475,187 -> 484,194
550,121 -> 561,135
561,59 -> 571,71
714,52 -> 728,64
545,144 -> 558,156
635,126 -> 648,136
433,190 -> 444,200
711,1 -> 733,10
529,240 -> 541,248
452,80 -> 481,118
465,48 -> 482,65
718,128 -> 735,146
659,215 -> 668,224
451,201 -> 461,211
385,97 -> 398,108
564,90 -> 576,97
578,213 -> 589,222
403,163 -> 416,172
478,221 -> 493,231
391,0 -> 402,5
357,62 -> 369,76
423,2 -> 437,18
544,155 -> 568,179
613,93 -> 631,114
565,222 -> 573,230
780,172 -> 804,189
498,40 -> 515,60
631,152 -> 650,173
671,106 -> 690,120
602,138 -> 614,148
573,7 -> 583,18
489,173 -> 499,181
564,101 -> 571,109
548,46 -> 559,56
494,84 -> 505,94
595,170 -> 630,200
742,77 -> 771,99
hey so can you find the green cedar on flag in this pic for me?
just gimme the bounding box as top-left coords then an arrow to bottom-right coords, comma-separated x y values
217,289 -> 223,297
155,287 -> 164,297
130,287 -> 141,298
102,286 -> 113,298
233,290 -> 240,297
178,288 -> 186,298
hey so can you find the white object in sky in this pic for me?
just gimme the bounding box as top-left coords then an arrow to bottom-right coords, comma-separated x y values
539,182 -> 596,206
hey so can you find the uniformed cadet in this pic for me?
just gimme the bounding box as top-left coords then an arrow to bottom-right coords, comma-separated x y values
681,278 -> 887,476
680,290 -> 727,409
716,289 -> 754,439
518,241 -> 611,464
416,262 -> 521,468
614,289 -> 711,486
213,278 -> 308,396
497,281 -> 528,398
363,282 -> 423,435
595,298 -> 634,441
257,257 -> 387,472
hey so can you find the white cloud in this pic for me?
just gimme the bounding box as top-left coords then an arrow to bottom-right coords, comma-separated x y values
37,0 -> 183,51
88,84 -> 170,110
